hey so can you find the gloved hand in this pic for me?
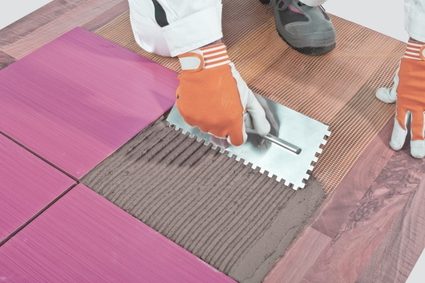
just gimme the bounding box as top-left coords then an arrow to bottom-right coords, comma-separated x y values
176,43 -> 271,146
376,40 -> 425,158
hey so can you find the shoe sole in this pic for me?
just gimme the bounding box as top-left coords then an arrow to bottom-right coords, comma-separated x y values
277,30 -> 336,56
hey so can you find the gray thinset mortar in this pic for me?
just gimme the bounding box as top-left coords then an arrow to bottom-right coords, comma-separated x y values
83,119 -> 325,283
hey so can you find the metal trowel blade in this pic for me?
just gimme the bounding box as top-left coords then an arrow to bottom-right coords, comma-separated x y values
166,97 -> 330,190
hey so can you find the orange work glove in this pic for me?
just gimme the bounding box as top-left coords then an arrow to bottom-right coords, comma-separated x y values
176,43 -> 270,146
376,40 -> 425,158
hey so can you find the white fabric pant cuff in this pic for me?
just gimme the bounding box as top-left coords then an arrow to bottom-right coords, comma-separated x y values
300,0 -> 327,7
407,13 -> 425,42
162,3 -> 223,57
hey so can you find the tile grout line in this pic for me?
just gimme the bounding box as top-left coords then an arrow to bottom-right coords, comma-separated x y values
0,182 -> 79,247
0,130 -> 82,247
0,130 -> 79,182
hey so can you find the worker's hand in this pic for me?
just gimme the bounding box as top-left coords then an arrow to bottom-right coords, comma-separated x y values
176,43 -> 270,146
245,94 -> 280,148
376,40 -> 425,158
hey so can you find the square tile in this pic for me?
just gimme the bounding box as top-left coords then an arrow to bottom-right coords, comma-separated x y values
0,28 -> 177,178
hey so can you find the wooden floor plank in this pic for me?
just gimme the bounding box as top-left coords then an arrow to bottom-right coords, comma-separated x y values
0,184 -> 235,283
0,51 -> 14,69
83,1 -> 128,32
263,227 -> 331,283
312,120 -> 395,238
263,120 -> 412,283
0,0 -> 83,48
0,133 -> 74,242
357,165 -> 425,282
0,28 -> 176,178
2,0 -> 123,59
301,149 -> 425,283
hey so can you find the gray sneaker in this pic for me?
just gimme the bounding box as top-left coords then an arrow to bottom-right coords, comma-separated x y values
261,0 -> 336,56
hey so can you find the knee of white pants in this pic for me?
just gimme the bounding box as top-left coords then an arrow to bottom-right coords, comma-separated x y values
128,0 -> 173,57
162,3 -> 224,56
128,0 -> 223,57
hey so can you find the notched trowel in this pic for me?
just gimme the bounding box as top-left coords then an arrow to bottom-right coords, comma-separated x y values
166,96 -> 330,190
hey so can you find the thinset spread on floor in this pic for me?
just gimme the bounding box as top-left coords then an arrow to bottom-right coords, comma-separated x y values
95,0 -> 405,194
82,120 -> 325,283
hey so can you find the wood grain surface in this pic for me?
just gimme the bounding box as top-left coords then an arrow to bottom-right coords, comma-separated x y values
83,120 -> 326,283
0,0 -> 84,48
303,151 -> 425,283
312,120 -> 395,238
0,133 -> 74,243
358,174 -> 425,282
0,28 -> 176,178
0,184 -> 235,283
264,120 -> 425,283
0,51 -> 14,69
1,0 -> 125,59
83,0 -> 128,32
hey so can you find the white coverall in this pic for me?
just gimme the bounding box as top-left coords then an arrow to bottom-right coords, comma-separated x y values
128,0 -> 327,58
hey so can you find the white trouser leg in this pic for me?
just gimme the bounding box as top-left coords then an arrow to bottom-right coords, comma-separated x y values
405,0 -> 425,42
128,0 -> 223,57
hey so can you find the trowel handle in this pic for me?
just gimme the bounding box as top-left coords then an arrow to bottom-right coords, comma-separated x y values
263,134 -> 302,155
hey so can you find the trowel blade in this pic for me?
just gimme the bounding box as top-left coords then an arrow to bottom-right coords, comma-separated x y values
166,97 -> 330,190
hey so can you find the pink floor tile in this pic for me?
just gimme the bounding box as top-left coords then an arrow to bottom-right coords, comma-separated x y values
0,28 -> 177,178
0,134 -> 75,242
0,184 -> 235,283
